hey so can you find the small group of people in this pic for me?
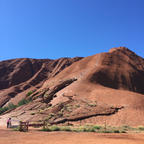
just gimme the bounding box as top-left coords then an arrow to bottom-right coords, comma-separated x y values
7,118 -> 11,128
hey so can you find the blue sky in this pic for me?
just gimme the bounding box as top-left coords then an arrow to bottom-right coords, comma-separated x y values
0,0 -> 144,60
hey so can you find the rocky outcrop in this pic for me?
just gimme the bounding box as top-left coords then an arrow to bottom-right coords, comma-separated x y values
89,47 -> 144,94
42,78 -> 77,103
0,57 -> 82,106
1,47 -> 144,126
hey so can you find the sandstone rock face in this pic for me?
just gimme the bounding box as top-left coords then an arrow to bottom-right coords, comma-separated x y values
90,47 -> 144,94
0,47 -> 144,127
0,57 -> 82,106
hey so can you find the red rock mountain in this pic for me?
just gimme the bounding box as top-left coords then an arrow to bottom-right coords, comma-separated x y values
90,47 -> 144,93
0,57 -> 82,107
0,47 -> 144,127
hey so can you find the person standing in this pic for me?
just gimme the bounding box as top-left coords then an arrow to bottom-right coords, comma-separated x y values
7,118 -> 11,128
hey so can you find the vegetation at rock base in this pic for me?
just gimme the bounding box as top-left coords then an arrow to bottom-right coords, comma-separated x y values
18,98 -> 32,107
138,126 -> 144,131
26,90 -> 36,97
0,103 -> 17,114
41,124 -> 127,133
0,98 -> 32,115
40,124 -> 144,133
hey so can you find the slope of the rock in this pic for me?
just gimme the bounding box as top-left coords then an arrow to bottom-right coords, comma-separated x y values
28,47 -> 144,126
89,47 -> 144,94
0,57 -> 82,107
0,47 -> 144,127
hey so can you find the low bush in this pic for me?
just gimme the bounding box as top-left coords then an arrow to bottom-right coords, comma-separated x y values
8,103 -> 17,109
138,126 -> 144,131
13,126 -> 20,131
42,125 -> 103,132
42,125 -> 60,131
113,130 -> 120,133
93,125 -> 102,130
0,107 -> 9,114
18,99 -> 29,106
60,126 -> 71,131
50,125 -> 60,131
26,90 -> 35,96
30,112 -> 35,115
41,124 -> 129,133
0,103 -> 17,115
0,98 -> 32,115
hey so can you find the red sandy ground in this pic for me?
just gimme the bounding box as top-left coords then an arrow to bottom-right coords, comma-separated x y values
0,128 -> 144,144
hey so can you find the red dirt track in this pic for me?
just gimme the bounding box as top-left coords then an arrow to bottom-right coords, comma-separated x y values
0,128 -> 144,144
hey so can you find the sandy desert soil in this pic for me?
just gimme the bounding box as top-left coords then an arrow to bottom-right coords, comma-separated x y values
0,128 -> 144,144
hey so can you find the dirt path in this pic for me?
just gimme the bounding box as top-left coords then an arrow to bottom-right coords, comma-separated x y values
0,128 -> 144,144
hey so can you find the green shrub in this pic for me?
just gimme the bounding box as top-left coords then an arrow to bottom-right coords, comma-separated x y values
0,97 -> 33,115
84,127 -> 95,132
50,125 -> 60,131
42,125 -> 61,131
103,130 -> 112,133
93,125 -> 102,130
8,103 -> 17,109
114,130 -> 120,133
60,126 -> 71,131
40,125 -> 129,133
87,103 -> 97,107
18,98 -> 32,106
0,107 -> 9,114
13,126 -> 20,131
122,125 -> 130,129
75,125 -> 96,132
30,112 -> 35,115
27,91 -> 34,96
41,128 -> 50,132
138,126 -> 144,131
0,102 -> 17,115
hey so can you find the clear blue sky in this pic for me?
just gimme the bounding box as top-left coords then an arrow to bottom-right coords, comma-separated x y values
0,0 -> 144,61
